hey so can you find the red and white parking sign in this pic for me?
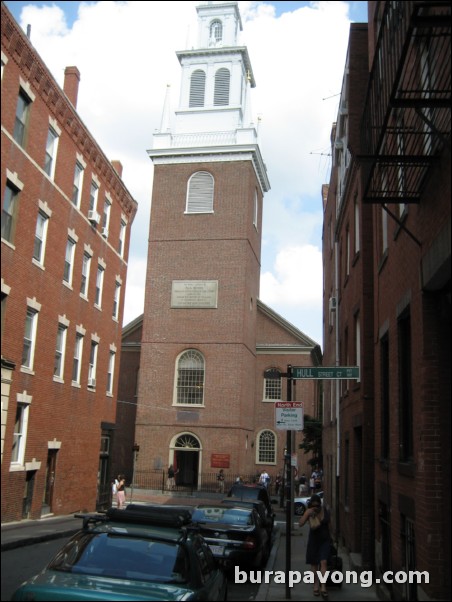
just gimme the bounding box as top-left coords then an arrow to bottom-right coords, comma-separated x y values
275,401 -> 304,430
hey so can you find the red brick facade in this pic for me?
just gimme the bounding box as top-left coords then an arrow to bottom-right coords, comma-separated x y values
1,4 -> 137,522
323,4 -> 450,599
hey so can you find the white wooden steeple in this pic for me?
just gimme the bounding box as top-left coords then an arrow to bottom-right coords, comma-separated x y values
150,1 -> 269,193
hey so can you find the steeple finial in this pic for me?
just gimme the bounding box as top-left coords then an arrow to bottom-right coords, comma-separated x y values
159,84 -> 172,133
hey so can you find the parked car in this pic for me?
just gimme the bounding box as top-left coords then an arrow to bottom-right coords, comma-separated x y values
11,505 -> 228,601
191,504 -> 270,569
294,491 -> 324,516
220,498 -> 274,539
227,483 -> 275,530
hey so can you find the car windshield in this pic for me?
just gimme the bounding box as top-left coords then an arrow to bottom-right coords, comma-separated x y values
48,532 -> 189,584
192,507 -> 252,525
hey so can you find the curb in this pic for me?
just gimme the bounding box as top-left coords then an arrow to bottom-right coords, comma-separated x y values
1,528 -> 80,552
254,526 -> 282,601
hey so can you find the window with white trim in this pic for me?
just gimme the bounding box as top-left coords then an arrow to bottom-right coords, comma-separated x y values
11,402 -> 30,465
54,323 -> 68,380
214,68 -> 230,106
72,161 -> 84,207
95,265 -> 104,307
118,220 -> 126,258
80,252 -> 91,298
210,20 -> 223,45
175,350 -> 205,406
189,70 -> 206,108
186,172 -> 214,214
263,368 -> 282,401
63,237 -> 76,285
33,210 -> 49,265
257,430 -> 276,464
88,340 -> 98,388
44,126 -> 59,178
89,180 -> 99,212
2,181 -> 20,244
102,197 -> 111,235
72,332 -> 84,384
21,308 -> 39,370
14,89 -> 31,146
112,281 -> 121,320
107,350 -> 115,395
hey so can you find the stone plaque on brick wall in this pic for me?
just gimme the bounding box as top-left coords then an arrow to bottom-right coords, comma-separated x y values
171,280 -> 218,308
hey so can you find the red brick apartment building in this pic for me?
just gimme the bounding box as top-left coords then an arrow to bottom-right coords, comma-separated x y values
1,3 -> 137,522
117,1 -> 322,489
322,2 -> 450,600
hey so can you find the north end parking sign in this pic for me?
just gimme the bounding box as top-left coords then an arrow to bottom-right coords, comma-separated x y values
275,401 -> 304,430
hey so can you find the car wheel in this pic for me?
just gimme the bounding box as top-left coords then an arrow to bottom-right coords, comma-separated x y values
294,503 -> 306,516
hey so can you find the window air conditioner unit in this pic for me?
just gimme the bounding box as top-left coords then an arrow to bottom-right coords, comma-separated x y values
88,210 -> 100,224
88,378 -> 96,387
101,227 -> 109,238
329,297 -> 337,312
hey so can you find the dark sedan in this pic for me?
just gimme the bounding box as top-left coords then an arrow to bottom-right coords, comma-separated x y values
191,504 -> 270,570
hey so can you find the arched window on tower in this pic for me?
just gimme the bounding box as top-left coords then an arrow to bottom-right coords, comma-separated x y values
257,430 -> 276,464
175,350 -> 205,406
209,20 -> 223,46
189,70 -> 206,108
186,171 -> 214,214
214,68 -> 230,106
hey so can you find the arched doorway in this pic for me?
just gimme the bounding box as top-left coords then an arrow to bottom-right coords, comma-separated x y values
170,433 -> 201,489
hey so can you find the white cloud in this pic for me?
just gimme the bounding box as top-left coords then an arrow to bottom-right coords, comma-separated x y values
12,0 -> 362,344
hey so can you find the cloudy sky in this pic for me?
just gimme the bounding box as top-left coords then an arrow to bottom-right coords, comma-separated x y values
5,1 -> 368,346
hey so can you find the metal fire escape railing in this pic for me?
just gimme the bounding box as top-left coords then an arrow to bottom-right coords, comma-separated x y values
360,1 -> 451,203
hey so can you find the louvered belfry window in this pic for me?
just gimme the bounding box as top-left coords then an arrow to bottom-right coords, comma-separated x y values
214,68 -> 230,106
189,70 -> 206,108
186,172 -> 214,213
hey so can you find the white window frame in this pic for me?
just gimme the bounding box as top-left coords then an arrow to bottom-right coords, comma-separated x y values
10,394 -> 32,468
63,237 -> 76,286
186,172 -> 214,214
95,265 -> 105,308
32,208 -> 50,266
107,350 -> 116,395
189,69 -> 206,108
54,320 -> 69,381
112,280 -> 121,321
14,88 -> 32,146
72,160 -> 84,208
21,307 -> 39,371
118,219 -> 126,258
89,180 -> 99,212
257,429 -> 277,465
2,181 -> 20,245
263,369 -> 282,401
44,125 -> 59,179
80,251 -> 92,298
174,349 -> 205,407
214,68 -> 230,106
72,331 -> 84,385
102,196 -> 112,236
88,339 -> 98,388
253,189 -> 258,230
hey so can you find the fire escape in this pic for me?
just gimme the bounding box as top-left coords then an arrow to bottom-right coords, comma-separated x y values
360,1 -> 451,203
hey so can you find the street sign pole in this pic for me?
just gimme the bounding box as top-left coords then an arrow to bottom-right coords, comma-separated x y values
285,365 -> 292,600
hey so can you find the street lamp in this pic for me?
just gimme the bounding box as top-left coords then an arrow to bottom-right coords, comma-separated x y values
130,443 -> 140,503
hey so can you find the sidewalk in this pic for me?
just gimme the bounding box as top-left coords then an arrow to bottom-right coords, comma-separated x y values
256,514 -> 379,601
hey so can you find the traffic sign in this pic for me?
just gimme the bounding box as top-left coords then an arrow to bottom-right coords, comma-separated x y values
275,401 -> 304,430
292,366 -> 360,379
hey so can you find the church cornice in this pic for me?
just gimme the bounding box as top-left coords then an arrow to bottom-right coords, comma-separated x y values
148,145 -> 270,193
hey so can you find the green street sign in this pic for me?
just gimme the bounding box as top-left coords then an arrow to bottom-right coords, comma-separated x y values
292,366 -> 360,380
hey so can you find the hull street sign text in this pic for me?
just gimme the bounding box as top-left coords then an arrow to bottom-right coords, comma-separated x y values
292,366 -> 360,380
275,401 -> 304,431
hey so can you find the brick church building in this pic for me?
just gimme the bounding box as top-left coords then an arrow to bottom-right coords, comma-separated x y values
121,2 -> 322,487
